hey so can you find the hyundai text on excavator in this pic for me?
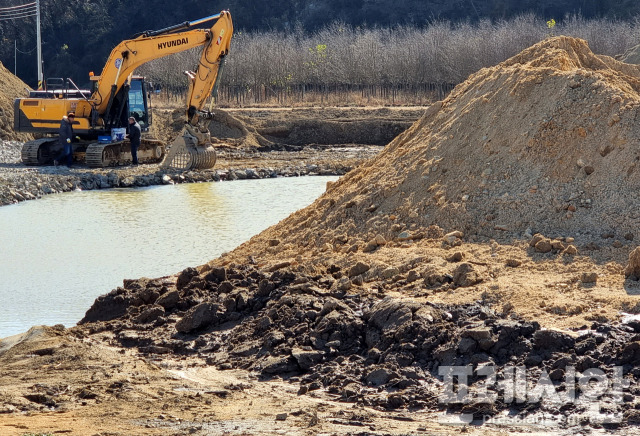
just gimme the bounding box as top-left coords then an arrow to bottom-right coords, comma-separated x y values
13,11 -> 233,170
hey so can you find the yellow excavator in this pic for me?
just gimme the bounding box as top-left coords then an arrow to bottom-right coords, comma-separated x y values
14,11 -> 233,170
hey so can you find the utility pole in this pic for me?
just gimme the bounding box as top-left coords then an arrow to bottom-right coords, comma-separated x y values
15,40 -> 17,75
36,0 -> 43,89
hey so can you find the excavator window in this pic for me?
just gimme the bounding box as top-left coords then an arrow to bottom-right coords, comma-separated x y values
128,79 -> 149,130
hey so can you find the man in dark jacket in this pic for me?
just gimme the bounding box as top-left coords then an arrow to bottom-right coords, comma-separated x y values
56,112 -> 75,167
128,116 -> 141,165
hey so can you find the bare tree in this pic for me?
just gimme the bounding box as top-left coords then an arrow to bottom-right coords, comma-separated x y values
138,13 -> 640,106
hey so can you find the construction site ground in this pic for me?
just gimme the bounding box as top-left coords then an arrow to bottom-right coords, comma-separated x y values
3,37 -> 640,435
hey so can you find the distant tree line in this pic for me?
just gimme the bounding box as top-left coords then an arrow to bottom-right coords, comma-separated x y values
138,14 -> 640,106
3,0 -> 640,89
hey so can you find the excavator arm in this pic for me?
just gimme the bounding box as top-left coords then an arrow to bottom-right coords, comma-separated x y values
88,11 -> 233,124
184,14 -> 232,125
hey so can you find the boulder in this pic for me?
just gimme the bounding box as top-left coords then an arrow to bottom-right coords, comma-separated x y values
292,348 -> 324,370
175,302 -> 220,333
156,290 -> 180,309
452,262 -> 483,287
134,305 -> 165,324
348,261 -> 370,277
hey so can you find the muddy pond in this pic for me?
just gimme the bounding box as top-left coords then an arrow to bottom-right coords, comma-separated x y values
0,176 -> 338,338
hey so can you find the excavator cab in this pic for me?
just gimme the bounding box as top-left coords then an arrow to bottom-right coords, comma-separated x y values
102,76 -> 151,132
127,77 -> 151,131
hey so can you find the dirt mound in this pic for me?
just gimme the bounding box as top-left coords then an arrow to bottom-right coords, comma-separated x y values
68,36 -> 640,429
229,36 -> 640,255
0,62 -> 32,141
150,104 -> 421,151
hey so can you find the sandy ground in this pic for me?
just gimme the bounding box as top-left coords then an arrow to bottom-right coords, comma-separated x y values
0,327 -> 585,436
0,106 -> 596,436
2,102 -> 640,435
4,37 -> 640,435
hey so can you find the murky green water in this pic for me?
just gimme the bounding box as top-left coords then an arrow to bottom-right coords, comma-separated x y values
0,176 -> 337,338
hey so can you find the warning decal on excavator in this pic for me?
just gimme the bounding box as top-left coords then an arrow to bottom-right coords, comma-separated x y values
115,58 -> 123,69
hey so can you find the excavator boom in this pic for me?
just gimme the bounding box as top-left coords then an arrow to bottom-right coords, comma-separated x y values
158,12 -> 233,170
89,11 -> 232,121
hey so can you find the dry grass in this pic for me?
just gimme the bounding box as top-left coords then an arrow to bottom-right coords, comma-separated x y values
154,88 -> 445,109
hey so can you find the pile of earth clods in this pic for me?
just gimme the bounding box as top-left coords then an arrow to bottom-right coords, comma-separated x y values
232,36 -> 640,261
78,261 -> 640,426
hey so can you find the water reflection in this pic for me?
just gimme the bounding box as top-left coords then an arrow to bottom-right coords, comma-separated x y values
0,176 -> 337,338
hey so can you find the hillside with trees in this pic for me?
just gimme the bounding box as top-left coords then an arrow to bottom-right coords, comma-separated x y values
2,0 -> 640,104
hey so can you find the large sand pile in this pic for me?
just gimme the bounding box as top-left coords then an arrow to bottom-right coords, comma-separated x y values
240,36 -> 640,253
0,62 -> 32,141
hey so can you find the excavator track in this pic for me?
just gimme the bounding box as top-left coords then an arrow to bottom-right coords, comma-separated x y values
85,139 -> 166,168
85,142 -> 121,167
21,138 -> 59,165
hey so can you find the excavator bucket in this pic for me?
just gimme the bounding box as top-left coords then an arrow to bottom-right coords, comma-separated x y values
160,132 -> 217,170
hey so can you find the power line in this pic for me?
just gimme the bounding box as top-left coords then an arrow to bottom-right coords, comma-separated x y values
0,5 -> 36,11
0,13 -> 36,21
0,2 -> 36,10
15,44 -> 36,54
0,10 -> 37,17
0,9 -> 36,16
2,1 -> 42,87
0,7 -> 36,14
0,3 -> 36,20
0,4 -> 35,12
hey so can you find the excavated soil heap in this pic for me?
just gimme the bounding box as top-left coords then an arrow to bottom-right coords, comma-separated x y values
236,36 -> 640,253
0,62 -> 32,141
76,37 -> 640,425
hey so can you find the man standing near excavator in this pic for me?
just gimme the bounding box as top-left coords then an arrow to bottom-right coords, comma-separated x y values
55,112 -> 75,167
128,116 -> 141,165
